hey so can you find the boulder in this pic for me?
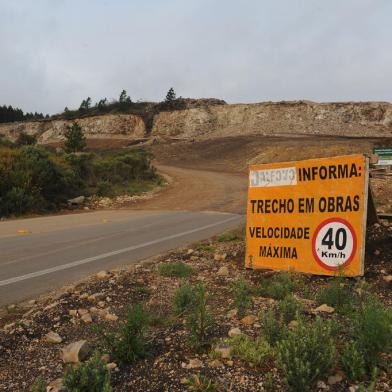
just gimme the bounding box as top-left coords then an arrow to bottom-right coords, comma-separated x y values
240,315 -> 258,325
44,331 -> 62,344
228,327 -> 242,337
67,196 -> 85,206
313,304 -> 335,314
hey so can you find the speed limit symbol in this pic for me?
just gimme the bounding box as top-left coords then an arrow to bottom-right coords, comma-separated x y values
312,218 -> 357,270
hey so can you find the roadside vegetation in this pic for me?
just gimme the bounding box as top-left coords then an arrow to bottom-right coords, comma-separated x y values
2,226 -> 391,391
0,126 -> 160,217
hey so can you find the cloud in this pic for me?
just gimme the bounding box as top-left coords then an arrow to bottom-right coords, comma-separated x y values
0,0 -> 391,114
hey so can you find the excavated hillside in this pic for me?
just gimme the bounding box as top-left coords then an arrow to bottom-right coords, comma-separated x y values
0,100 -> 392,144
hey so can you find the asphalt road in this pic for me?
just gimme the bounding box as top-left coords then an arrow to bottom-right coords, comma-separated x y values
0,210 -> 244,306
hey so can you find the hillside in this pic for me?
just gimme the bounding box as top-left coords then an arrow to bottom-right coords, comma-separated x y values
1,100 -> 392,145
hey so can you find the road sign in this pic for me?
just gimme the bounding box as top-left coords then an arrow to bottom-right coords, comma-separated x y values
245,155 -> 369,276
374,147 -> 392,165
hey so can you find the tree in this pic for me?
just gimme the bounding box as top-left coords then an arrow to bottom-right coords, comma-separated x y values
97,98 -> 107,110
165,87 -> 176,103
119,90 -> 131,104
15,132 -> 37,146
79,97 -> 92,111
64,122 -> 86,153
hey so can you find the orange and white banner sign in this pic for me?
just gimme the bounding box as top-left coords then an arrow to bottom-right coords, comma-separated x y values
245,155 -> 369,276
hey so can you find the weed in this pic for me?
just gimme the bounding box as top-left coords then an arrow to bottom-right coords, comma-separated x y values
63,351 -> 112,392
184,374 -> 221,391
258,272 -> 301,300
186,284 -> 214,351
277,317 -> 336,392
357,368 -> 379,392
218,227 -> 244,242
232,279 -> 253,319
173,283 -> 196,315
278,294 -> 304,323
31,377 -> 46,392
196,243 -> 214,253
264,372 -> 275,391
157,262 -> 194,278
259,309 -> 287,346
229,334 -> 272,367
96,304 -> 150,364
351,297 -> 392,370
341,343 -> 366,381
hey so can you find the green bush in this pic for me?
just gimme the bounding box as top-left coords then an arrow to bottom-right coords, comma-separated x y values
63,351 -> 112,391
64,122 -> 87,153
277,317 -> 336,392
15,132 -> 37,146
229,334 -> 272,366
97,304 -> 150,364
186,284 -> 214,351
173,283 -> 196,315
232,279 -> 253,319
31,377 -> 46,392
341,343 -> 366,381
278,294 -> 304,323
351,297 -> 392,370
259,309 -> 287,345
157,262 -> 194,278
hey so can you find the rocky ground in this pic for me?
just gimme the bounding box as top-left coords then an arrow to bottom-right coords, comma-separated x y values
0,222 -> 391,392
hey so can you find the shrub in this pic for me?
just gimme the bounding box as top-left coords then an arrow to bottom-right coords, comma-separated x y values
184,374 -> 220,391
15,132 -> 36,146
63,351 -> 112,391
64,122 -> 86,153
341,343 -> 366,381
31,377 -> 46,392
186,284 -> 214,350
218,228 -> 244,242
229,334 -> 272,366
97,304 -> 150,364
157,262 -> 194,278
173,283 -> 196,315
317,278 -> 355,314
258,272 -> 299,300
277,317 -> 336,392
278,294 -> 304,323
259,309 -> 287,346
232,279 -> 253,319
352,297 -> 392,370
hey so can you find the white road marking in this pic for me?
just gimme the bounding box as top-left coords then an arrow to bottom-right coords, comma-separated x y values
0,215 -> 240,287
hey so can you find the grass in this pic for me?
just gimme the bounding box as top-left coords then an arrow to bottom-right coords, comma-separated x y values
157,262 -> 194,278
232,279 -> 253,319
183,375 -> 221,391
278,294 -> 304,323
195,243 -> 214,253
173,283 -> 197,315
217,227 -> 245,242
258,272 -> 304,300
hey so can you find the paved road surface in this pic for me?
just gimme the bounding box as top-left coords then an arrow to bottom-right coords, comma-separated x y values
0,164 -> 247,306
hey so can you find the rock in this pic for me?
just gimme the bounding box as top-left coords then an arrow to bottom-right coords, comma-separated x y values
288,320 -> 299,329
105,313 -> 119,322
69,309 -> 78,317
96,270 -> 110,280
106,362 -> 117,370
226,360 -> 234,366
187,249 -> 194,255
48,378 -> 66,392
78,308 -> 89,316
81,313 -> 93,323
44,331 -> 63,344
68,196 -> 85,206
374,249 -> 381,256
228,327 -> 242,337
217,266 -> 229,277
61,340 -> 90,363
226,309 -> 237,318
187,358 -> 203,369
209,359 -> 223,368
214,253 -> 227,261
327,372 -> 344,385
215,345 -> 232,359
240,315 -> 258,325
316,380 -> 328,389
313,304 -> 335,314
101,354 -> 110,363
383,275 -> 392,283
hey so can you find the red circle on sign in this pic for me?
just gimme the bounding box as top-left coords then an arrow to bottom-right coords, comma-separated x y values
312,218 -> 357,271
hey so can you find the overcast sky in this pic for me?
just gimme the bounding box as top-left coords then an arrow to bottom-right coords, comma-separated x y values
0,0 -> 391,114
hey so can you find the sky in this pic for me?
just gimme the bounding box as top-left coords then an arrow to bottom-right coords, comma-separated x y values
0,0 -> 391,114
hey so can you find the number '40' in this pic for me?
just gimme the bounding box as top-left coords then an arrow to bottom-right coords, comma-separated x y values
321,228 -> 347,250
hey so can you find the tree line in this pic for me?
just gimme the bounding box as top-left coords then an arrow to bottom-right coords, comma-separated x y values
0,105 -> 48,124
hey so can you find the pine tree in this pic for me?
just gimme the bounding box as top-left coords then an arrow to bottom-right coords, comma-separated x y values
64,122 -> 87,153
165,87 -> 176,102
